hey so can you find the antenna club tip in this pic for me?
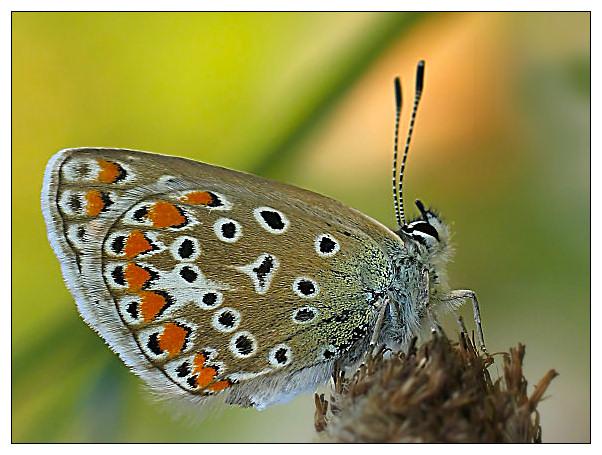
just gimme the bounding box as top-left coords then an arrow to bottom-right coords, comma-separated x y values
415,61 -> 425,94
394,77 -> 402,109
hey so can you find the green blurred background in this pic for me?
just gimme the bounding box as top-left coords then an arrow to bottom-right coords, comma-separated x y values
12,12 -> 589,442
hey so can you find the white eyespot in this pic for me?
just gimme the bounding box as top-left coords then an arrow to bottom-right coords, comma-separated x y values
66,224 -> 87,249
236,253 -> 279,295
174,263 -> 202,284
292,277 -> 319,299
104,262 -> 129,290
212,307 -> 241,333
170,236 -> 200,261
118,295 -> 142,324
105,231 -> 128,257
253,207 -> 289,234
292,306 -> 318,324
58,190 -> 85,216
268,344 -> 293,368
314,233 -> 340,257
196,291 -> 223,309
213,218 -> 242,243
61,158 -> 99,182
229,331 -> 257,358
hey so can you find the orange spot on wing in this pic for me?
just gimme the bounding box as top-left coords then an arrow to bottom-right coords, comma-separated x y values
191,353 -> 217,388
97,159 -> 121,183
124,263 -> 151,291
192,352 -> 207,369
138,291 -> 166,322
85,190 -> 104,216
180,191 -> 213,205
147,202 -> 186,228
195,366 -> 218,388
124,230 -> 153,258
158,323 -> 188,357
206,380 -> 229,393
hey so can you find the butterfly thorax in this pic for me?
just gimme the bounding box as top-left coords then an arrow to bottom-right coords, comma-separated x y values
377,208 -> 453,346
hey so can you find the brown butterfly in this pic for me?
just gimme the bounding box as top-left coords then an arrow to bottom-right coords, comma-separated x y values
41,61 -> 484,410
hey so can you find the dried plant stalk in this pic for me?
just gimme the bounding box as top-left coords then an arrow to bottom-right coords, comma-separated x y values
315,333 -> 557,443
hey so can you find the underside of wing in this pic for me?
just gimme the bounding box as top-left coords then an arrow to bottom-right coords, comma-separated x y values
42,147 -> 398,408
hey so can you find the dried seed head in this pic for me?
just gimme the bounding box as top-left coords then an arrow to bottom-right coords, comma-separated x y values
315,333 -> 557,443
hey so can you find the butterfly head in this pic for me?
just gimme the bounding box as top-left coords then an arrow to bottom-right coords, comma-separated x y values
390,63 -> 450,257
399,199 -> 449,252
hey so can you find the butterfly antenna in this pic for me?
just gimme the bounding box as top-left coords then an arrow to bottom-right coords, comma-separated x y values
397,60 -> 425,226
392,77 -> 403,229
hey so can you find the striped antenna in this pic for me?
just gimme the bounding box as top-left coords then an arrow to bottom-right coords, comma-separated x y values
391,77 -> 403,229
397,60 -> 425,226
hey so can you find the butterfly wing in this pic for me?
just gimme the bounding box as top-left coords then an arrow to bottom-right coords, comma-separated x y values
42,148 -> 401,408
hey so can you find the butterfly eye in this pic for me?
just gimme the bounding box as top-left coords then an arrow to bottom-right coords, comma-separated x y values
402,220 -> 440,246
411,221 -> 439,240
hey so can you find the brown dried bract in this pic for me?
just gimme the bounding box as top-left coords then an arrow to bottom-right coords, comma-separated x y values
315,333 -> 557,443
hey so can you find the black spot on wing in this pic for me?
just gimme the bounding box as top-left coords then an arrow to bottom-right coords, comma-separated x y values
260,210 -> 285,230
253,255 -> 274,288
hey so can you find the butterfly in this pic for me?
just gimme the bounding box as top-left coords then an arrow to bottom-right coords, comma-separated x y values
41,61 -> 484,410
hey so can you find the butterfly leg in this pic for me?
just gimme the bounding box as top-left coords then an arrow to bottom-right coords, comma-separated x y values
388,296 -> 401,328
369,297 -> 389,347
421,270 -> 442,334
452,309 -> 468,334
361,298 -> 389,364
443,289 -> 487,353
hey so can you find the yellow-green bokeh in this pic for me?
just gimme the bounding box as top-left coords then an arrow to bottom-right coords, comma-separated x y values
12,12 -> 589,442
